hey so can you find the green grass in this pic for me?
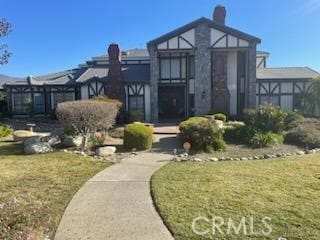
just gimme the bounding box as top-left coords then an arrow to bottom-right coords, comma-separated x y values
152,155 -> 320,240
0,140 -> 111,239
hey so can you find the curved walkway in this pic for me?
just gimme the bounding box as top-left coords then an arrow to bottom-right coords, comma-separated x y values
55,135 -> 176,240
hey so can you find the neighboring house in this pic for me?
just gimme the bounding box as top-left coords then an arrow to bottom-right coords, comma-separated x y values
3,5 -> 319,122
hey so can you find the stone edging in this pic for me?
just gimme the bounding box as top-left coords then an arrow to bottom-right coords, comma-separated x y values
173,148 -> 320,162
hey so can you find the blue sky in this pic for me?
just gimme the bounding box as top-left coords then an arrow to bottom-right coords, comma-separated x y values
0,0 -> 319,77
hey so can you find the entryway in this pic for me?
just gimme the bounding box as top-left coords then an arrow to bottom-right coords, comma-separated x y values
158,85 -> 186,121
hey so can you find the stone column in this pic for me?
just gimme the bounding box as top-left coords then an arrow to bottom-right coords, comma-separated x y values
148,46 -> 159,122
194,23 -> 212,115
247,43 -> 257,108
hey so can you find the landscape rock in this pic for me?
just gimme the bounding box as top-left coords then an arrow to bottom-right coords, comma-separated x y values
13,130 -> 36,142
62,136 -> 83,148
41,135 -> 61,146
23,136 -> 41,147
193,158 -> 202,162
240,157 -> 248,161
50,128 -> 66,141
208,157 -> 219,162
24,142 -> 52,154
95,146 -> 117,157
296,151 -> 305,155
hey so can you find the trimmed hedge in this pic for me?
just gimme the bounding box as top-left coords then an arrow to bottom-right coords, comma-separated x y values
213,113 -> 227,122
179,117 -> 226,152
124,123 -> 153,150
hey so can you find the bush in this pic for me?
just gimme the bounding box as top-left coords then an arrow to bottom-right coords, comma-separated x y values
179,117 -> 226,152
0,124 -> 13,138
213,113 -> 227,122
223,124 -> 248,143
126,111 -> 144,123
243,104 -> 288,134
56,100 -> 120,150
284,111 -> 304,130
250,132 -> 284,148
124,123 -> 153,150
90,133 -> 106,150
285,118 -> 320,148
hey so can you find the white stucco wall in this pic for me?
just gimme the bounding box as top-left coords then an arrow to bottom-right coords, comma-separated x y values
144,85 -> 151,122
227,51 -> 238,115
81,85 -> 89,100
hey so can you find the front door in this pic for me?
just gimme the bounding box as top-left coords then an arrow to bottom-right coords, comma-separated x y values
158,86 -> 186,120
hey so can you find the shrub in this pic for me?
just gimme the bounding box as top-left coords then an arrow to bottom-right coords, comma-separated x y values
64,127 -> 77,137
285,118 -> 320,148
0,123 -> 13,138
90,133 -> 106,150
126,111 -> 144,123
56,100 -> 120,150
250,132 -> 284,148
213,113 -> 227,122
179,117 -> 226,152
223,124 -> 248,143
124,123 -> 153,150
284,111 -> 304,130
91,95 -> 123,108
243,104 -> 288,134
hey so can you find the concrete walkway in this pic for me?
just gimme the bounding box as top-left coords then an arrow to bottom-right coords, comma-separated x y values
55,135 -> 177,240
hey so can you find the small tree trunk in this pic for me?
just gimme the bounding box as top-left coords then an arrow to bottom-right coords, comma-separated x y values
81,133 -> 90,151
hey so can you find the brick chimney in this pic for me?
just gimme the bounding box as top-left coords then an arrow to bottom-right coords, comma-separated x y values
104,43 -> 126,105
213,5 -> 226,25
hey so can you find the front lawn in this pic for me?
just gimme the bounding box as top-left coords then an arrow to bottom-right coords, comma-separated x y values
152,155 -> 320,239
0,140 -> 111,240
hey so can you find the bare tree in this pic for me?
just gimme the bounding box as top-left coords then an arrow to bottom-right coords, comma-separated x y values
56,100 -> 120,150
0,18 -> 12,65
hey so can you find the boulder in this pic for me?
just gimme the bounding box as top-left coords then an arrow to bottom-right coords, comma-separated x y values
95,146 -> 116,157
13,130 -> 36,142
41,135 -> 61,146
50,128 -> 66,141
24,142 -> 52,154
23,136 -> 41,147
62,136 -> 83,148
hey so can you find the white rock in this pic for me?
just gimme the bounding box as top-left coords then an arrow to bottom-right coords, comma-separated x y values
208,157 -> 219,162
96,146 -> 116,157
24,143 -> 52,154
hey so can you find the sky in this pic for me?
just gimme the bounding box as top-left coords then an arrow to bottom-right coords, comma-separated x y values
0,0 -> 319,77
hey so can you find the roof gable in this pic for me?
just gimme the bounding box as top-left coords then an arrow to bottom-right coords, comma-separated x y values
147,17 -> 261,48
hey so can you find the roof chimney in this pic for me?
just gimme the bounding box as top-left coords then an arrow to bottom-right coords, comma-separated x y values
213,5 -> 226,25
105,43 -> 126,105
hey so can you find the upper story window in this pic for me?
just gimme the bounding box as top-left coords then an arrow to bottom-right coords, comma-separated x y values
159,53 -> 187,83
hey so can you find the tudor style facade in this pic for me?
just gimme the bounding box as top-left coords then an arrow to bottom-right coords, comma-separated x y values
2,5 -> 319,122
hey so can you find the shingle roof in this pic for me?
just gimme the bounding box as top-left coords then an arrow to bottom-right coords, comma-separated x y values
76,67 -> 108,83
0,74 -> 23,89
148,17 -> 261,47
257,67 -> 319,80
122,64 -> 150,83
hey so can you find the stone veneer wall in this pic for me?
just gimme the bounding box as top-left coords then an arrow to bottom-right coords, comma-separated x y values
194,23 -> 212,116
149,46 -> 159,122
